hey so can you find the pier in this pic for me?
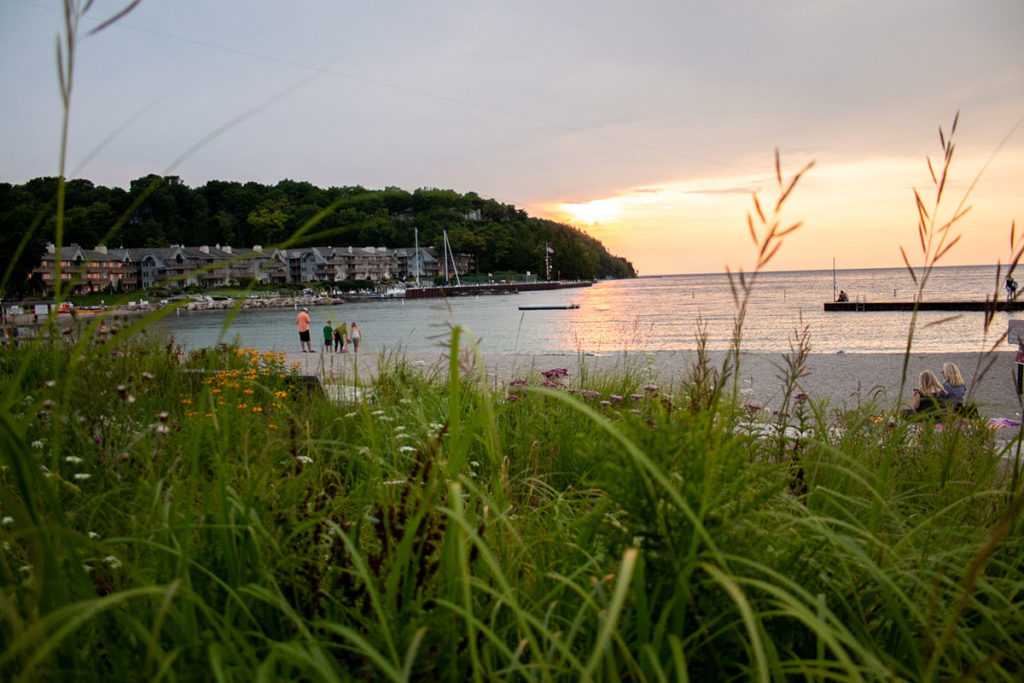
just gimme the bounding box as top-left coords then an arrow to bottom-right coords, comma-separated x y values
404,280 -> 592,299
824,300 -> 1024,312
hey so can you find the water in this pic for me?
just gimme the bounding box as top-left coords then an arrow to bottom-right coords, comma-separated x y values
146,265 -> 1015,356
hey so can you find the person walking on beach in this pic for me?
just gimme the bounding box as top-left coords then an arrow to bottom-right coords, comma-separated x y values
322,320 -> 334,353
350,322 -> 361,354
333,321 -> 346,352
296,307 -> 313,353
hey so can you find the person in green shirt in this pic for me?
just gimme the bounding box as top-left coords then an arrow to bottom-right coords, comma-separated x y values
322,320 -> 334,353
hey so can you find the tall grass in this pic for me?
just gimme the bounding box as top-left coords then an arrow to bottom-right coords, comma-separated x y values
1,3 -> 1022,679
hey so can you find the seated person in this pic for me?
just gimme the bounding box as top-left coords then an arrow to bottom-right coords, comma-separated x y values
940,362 -> 966,404
905,370 -> 949,417
837,290 -> 849,302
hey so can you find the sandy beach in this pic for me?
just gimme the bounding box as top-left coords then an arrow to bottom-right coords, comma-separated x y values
278,347 -> 1024,419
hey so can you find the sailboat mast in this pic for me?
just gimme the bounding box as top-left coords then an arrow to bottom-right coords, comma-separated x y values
414,228 -> 420,286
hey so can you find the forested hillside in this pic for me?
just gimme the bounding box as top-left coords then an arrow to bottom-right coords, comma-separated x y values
0,176 -> 636,291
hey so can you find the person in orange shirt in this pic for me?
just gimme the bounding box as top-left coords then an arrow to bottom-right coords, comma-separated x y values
296,307 -> 313,352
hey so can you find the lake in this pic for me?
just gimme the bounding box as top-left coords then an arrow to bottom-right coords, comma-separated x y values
146,265 -> 1016,357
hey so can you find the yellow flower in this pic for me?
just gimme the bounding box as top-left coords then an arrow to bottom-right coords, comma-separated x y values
252,406 -> 263,413
268,424 -> 278,429
181,398 -> 192,404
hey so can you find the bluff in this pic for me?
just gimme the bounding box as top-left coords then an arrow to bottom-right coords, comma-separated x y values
1,176 -> 636,294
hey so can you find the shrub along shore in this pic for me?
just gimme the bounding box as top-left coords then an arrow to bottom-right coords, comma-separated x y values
1,328 -> 1022,679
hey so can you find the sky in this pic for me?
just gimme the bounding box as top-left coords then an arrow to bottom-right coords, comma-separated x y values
1,0 -> 1022,276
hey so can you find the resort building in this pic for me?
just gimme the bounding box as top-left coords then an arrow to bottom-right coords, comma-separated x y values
30,242 -> 476,293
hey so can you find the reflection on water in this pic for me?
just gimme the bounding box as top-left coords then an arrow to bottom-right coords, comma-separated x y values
146,265 -> 1013,356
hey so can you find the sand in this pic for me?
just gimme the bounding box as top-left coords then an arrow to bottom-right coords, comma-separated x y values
279,347 -> 1024,419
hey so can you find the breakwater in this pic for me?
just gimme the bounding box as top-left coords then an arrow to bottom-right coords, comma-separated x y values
404,280 -> 592,299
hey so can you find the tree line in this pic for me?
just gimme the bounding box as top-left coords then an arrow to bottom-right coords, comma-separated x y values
0,176 -> 636,294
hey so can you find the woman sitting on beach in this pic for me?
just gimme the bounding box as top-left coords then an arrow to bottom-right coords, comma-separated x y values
940,362 -> 967,405
906,370 -> 948,417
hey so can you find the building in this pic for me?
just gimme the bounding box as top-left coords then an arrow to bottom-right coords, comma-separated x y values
31,242 -> 474,292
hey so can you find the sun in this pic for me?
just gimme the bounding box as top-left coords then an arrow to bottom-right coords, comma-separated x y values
559,198 -> 621,226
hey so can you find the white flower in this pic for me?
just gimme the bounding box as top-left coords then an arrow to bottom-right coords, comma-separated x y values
398,446 -> 416,453
383,479 -> 406,486
73,473 -> 91,481
394,424 -> 406,432
429,422 -> 444,431
1,516 -> 13,526
65,456 -> 83,464
371,410 -> 386,416
345,412 -> 358,418
87,531 -> 100,539
31,440 -> 43,449
296,455 -> 314,465
18,565 -> 32,573
104,555 -> 122,569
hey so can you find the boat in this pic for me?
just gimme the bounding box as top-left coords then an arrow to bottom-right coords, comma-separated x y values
518,303 -> 579,310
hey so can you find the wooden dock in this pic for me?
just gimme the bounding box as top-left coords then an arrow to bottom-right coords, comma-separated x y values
404,280 -> 592,299
824,300 -> 1024,312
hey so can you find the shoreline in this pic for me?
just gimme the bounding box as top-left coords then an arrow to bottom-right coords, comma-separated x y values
278,347 -> 1024,419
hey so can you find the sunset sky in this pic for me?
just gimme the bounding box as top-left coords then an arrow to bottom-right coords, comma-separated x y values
1,0 -> 1021,275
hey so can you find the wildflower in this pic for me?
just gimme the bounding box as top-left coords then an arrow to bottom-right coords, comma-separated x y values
103,555 -> 122,569
297,455 -> 314,465
541,368 -> 569,379
744,402 -> 763,415
31,440 -> 43,449
73,473 -> 91,481
268,424 -> 278,429
65,456 -> 83,464
151,424 -> 170,435
45,380 -> 56,388
609,394 -> 624,403
19,565 -> 32,573
42,399 -> 55,411
157,412 -> 170,423
93,437 -> 102,445
141,372 -> 155,381
630,393 -> 644,401
795,392 -> 808,405
643,384 -> 659,394
181,398 -> 192,405
398,445 -> 417,453
599,400 -> 612,408
507,394 -> 520,402
540,381 -> 560,388
383,479 -> 406,486
509,378 -> 528,386
1,516 -> 13,526
582,390 -> 600,400
88,531 -> 100,539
